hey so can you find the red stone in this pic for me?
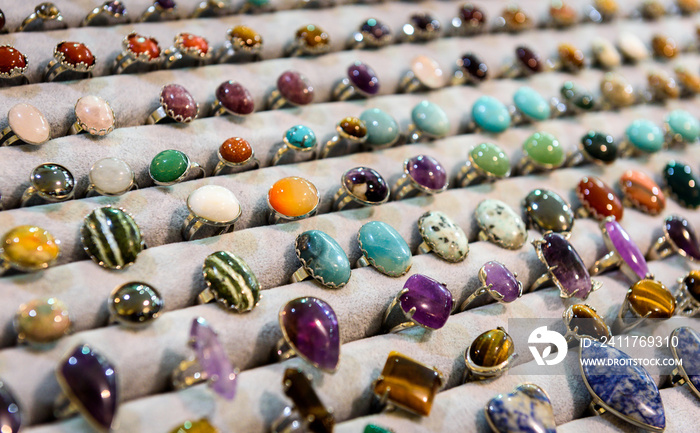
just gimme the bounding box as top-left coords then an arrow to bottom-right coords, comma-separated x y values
178,33 -> 209,54
577,176 -> 623,221
57,42 -> 95,67
126,33 -> 161,59
220,137 -> 253,163
0,46 -> 27,74
277,70 -> 314,106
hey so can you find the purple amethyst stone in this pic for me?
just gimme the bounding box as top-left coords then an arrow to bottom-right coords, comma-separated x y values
482,261 -> 520,302
406,155 -> 448,192
105,1 -> 126,14
216,80 -> 255,115
399,274 -> 453,329
161,84 -> 198,122
348,61 -> 380,96
605,220 -> 649,279
156,0 -> 176,9
190,318 -> 237,400
361,18 -> 391,40
342,166 -> 389,204
0,382 -> 20,433
666,215 -> 700,260
277,71 -> 314,106
541,232 -> 592,299
280,297 -> 340,373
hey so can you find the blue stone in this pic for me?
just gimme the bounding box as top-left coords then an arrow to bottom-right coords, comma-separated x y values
580,340 -> 665,430
358,221 -> 411,277
513,86 -> 550,121
625,119 -> 664,153
295,230 -> 351,288
472,96 -> 511,133
486,383 -> 556,433
666,110 -> 700,143
411,100 -> 450,138
672,326 -> 700,394
360,108 -> 400,147
285,125 -> 316,150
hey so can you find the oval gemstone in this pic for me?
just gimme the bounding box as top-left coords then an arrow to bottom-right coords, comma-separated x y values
514,86 -> 550,121
482,261 -> 520,302
81,207 -> 144,270
523,189 -> 574,233
475,199 -> 527,249
0,46 -> 26,74
230,25 -> 262,48
361,18 -> 391,41
501,5 -> 531,31
295,230 -> 351,288
601,72 -> 635,107
411,100 -> 449,138
360,108 -> 399,147
0,382 -> 21,433
418,211 -> 469,262
110,282 -> 163,325
652,34 -> 678,58
618,32 -> 649,61
580,131 -> 616,163
150,149 -> 189,183
625,119 -> 664,153
358,221 -> 411,277
342,167 -> 389,204
540,232 -> 592,299
75,95 -> 114,135
619,170 -> 665,214
406,155 -> 448,192
268,177 -> 318,218
672,327 -> 700,392
15,298 -> 70,344
576,176 -> 623,221
592,37 -> 621,69
567,304 -> 610,340
178,33 -> 209,54
522,132 -> 565,168
647,71 -> 680,100
126,33 -> 160,59
681,270 -> 700,303
296,24 -> 329,48
411,55 -> 446,89
516,46 -> 541,73
471,96 -> 511,133
486,384 -> 555,433
220,137 -> 253,164
169,419 -> 217,433
284,125 -> 316,149
203,251 -> 260,312
558,43 -> 585,71
458,4 -> 486,26
190,318 -> 237,399
339,117 -> 367,139
628,279 -> 675,318
561,81 -> 595,111
8,103 -> 50,145
31,163 -> 74,199
666,109 -> 699,142
348,61 -> 380,96
187,185 -> 240,223
458,52 -> 488,81
2,225 -> 59,271
469,328 -> 514,367
409,13 -> 440,32
470,142 -> 510,178
56,42 -> 95,67
666,215 -> 700,260
161,84 -> 198,122
277,71 -> 314,106
279,297 -> 340,372
664,161 -> 700,208
89,157 -> 134,195
216,81 -> 254,115
604,220 -> 649,279
399,274 -> 453,330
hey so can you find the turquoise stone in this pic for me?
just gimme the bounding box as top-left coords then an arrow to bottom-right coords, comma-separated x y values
671,327 -> 700,395
202,251 -> 260,312
471,96 -> 511,133
513,86 -> 550,121
625,119 -> 664,153
666,109 -> 700,142
358,221 -> 411,277
295,230 -> 351,288
411,100 -> 450,138
364,424 -> 394,433
81,207 -> 144,270
285,125 -> 316,150
486,384 -> 556,433
360,108 -> 400,147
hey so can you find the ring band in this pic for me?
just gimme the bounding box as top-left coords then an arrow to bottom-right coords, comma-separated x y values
139,0 -> 177,22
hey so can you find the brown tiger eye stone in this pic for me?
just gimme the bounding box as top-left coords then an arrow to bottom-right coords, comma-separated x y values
296,24 -> 329,48
619,170 -> 666,215
568,304 -> 610,340
675,66 -> 700,94
651,35 -> 678,59
628,279 -> 675,318
373,351 -> 442,416
339,117 -> 367,138
682,270 -> 700,302
558,43 -> 585,72
230,25 -> 262,48
219,137 -> 253,164
469,328 -> 514,367
576,176 -> 623,221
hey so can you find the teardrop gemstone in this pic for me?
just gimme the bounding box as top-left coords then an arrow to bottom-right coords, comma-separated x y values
295,230 -> 351,288
539,232 -> 592,299
358,221 -> 412,277
486,384 -> 556,433
523,189 -> 574,233
671,327 -> 700,394
664,161 -> 700,209
566,304 -> 610,340
576,176 -> 623,221
619,170 -> 665,215
475,199 -> 527,249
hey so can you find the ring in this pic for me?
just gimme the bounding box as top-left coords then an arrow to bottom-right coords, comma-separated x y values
271,125 -> 317,165
267,176 -> 319,224
561,304 -> 611,343
619,169 -> 666,215
271,368 -> 335,433
495,4 -> 533,32
1,225 -> 60,275
147,84 -> 199,124
292,230 -> 351,288
460,261 -> 522,310
15,298 -> 70,346
267,70 -> 314,109
555,43 -> 585,73
68,95 -> 116,136
469,96 -> 511,134
217,25 -> 263,63
162,33 -> 211,69
44,42 -> 95,82
664,109 -> 699,146
0,46 -> 29,87
456,142 -> 511,187
169,419 -> 218,432
451,4 -> 486,36
674,65 -> 700,96
500,46 -> 543,78
319,116 -> 367,158
474,199 -> 528,250
332,166 -> 389,211
416,211 -> 468,263
646,70 -> 680,103
613,278 -> 675,333
21,163 -> 75,207
514,132 -> 566,175
181,185 -> 242,240
485,384 -> 556,433
669,327 -> 700,398
191,0 -> 231,17
86,157 -> 137,197
331,61 -> 380,101
382,274 -> 453,333
54,344 -> 118,432
590,216 -> 651,281
664,161 -> 700,209
530,232 -> 601,299
452,52 -> 488,86
359,108 -> 401,149
149,149 -> 205,186
80,206 -> 145,270
647,215 -> 700,262
357,221 -> 412,277
211,81 -> 255,118
523,188 -> 575,234
510,86 -> 551,124
82,0 -> 129,26
617,119 -> 664,157
348,18 -> 392,49
172,317 -> 239,400
406,100 -> 450,143
212,137 -> 259,175
108,282 -> 163,326
397,55 -> 446,94
0,103 -> 50,146
575,176 -> 623,221
599,72 -> 637,109
591,37 -> 621,69
18,2 -> 66,32
674,271 -> 700,317
548,1 -> 579,27
567,131 -> 616,167
113,32 -> 162,74
402,13 -> 441,42
372,351 -> 443,416
275,296 -> 340,373
392,154 -> 448,200
285,24 -> 330,57
651,34 -> 678,60
199,251 -> 261,312
463,327 -> 517,381
139,0 -> 177,22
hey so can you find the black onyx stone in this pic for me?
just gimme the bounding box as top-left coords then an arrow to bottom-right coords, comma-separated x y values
0,381 -> 20,433
31,163 -> 75,199
524,189 -> 574,233
580,131 -> 617,163
459,4 -> 486,25
410,13 -> 440,32
561,81 -> 595,111
283,368 -> 334,433
361,18 -> 390,40
664,161 -> 700,209
342,167 -> 389,204
459,53 -> 488,81
57,345 -> 118,431
516,46 -> 541,73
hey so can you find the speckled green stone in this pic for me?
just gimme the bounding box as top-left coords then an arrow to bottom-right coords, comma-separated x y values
295,230 -> 351,288
470,142 -> 510,178
561,81 -> 595,111
149,149 -> 189,183
522,132 -> 565,168
664,161 -> 700,209
203,251 -> 260,312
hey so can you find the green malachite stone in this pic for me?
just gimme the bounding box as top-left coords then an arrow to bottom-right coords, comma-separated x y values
470,142 -> 510,178
295,230 -> 351,288
580,131 -> 617,163
666,109 -> 700,142
664,161 -> 700,209
523,189 -> 574,233
560,81 -> 595,111
522,131 -> 565,168
81,207 -> 144,270
150,149 -> 189,183
203,251 -> 260,312
364,425 -> 394,433
358,221 -> 411,277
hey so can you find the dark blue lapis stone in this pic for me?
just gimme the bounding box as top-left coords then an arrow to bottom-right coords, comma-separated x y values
486,383 -> 556,433
673,327 -> 700,392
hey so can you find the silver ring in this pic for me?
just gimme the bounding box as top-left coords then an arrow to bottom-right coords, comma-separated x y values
149,150 -> 205,186
271,125 -> 317,166
271,369 -> 334,433
18,2 -> 66,32
0,226 -> 61,276
567,130 -> 616,167
392,155 -> 448,200
332,166 -> 389,211
162,32 -> 212,69
402,13 -> 441,42
463,327 -> 517,382
113,32 -> 162,74
69,95 -> 116,137
21,163 -> 76,207
191,0 -> 232,18
267,70 -> 314,109
347,18 -> 392,49
44,42 -> 95,82
0,103 -> 51,146
514,132 -> 565,175
646,215 -> 700,262
181,185 -> 242,241
212,137 -> 260,175
493,4 -> 533,32
319,116 -> 367,159
613,279 -> 676,334
675,271 -> 700,317
0,45 -> 29,87
382,274 -> 454,333
198,251 -> 261,313
397,55 -> 447,93
267,177 -> 319,224
285,24 -> 330,57
82,0 -> 129,26
450,4 -> 486,36
217,25 -> 263,63
108,282 -> 163,326
147,84 -> 199,124
589,216 -> 653,282
460,261 -> 521,310
561,304 -> 611,344
331,61 -> 380,101
499,46 -> 544,79
211,80 -> 255,118
86,157 -> 138,197
452,52 -> 488,86
139,0 -> 178,22
456,142 -> 511,187
15,297 -> 71,346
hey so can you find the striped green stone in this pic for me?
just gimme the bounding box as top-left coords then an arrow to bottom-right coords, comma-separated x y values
80,207 -> 144,270
203,251 -> 260,312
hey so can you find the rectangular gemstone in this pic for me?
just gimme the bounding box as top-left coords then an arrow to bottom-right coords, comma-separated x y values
283,368 -> 334,433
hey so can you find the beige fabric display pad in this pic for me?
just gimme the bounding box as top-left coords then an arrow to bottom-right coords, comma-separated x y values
1,0 -> 700,432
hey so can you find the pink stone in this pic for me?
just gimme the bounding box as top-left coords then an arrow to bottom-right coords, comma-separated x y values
216,81 -> 254,115
161,84 -> 198,122
277,71 -> 314,106
75,95 -> 114,135
8,103 -> 50,145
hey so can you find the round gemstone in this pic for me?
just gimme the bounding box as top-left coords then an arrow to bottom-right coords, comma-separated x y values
459,4 -> 486,26
666,109 -> 699,142
410,13 -> 440,32
75,95 -> 114,135
522,132 -> 565,168
458,53 -> 488,81
110,282 -> 163,325
89,157 -> 134,195
411,55 -> 446,89
342,167 -> 389,204
618,32 -> 649,61
628,280 -> 675,318
348,61 -> 380,96
360,108 -> 399,147
406,155 -> 448,192
277,71 -> 314,106
418,211 -> 468,262
561,81 -> 595,111
399,274 -> 453,330
81,207 -> 143,270
664,161 -> 700,208
592,38 -> 621,68
15,298 -> 70,344
8,103 -> 50,145
296,24 -> 329,48
190,318 -> 238,399
285,125 -> 316,149
161,84 -> 198,122
524,189 -> 574,233
576,176 -> 623,221
230,25 -> 262,48
295,230 -> 351,288
601,72 -> 635,107
558,43 -> 585,71
361,18 -> 390,41
501,5 -> 531,31
604,220 -> 649,279
580,131 -> 616,163
482,261 -> 520,302
625,119 -> 664,153
187,185 -> 240,223
203,251 -> 260,312
2,225 -> 59,271
178,33 -> 209,54
649,71 -> 680,100
470,142 -> 510,178
666,215 -> 700,260
652,35 -> 678,58
513,86 -> 550,121
472,96 -> 511,133
150,149 -> 189,183
541,232 -> 592,299
216,81 -> 254,115
358,221 -> 412,277
682,270 -> 700,302
516,46 -> 541,73
339,117 -> 367,139
619,170 -> 665,214
126,33 -> 160,59
268,177 -> 318,217
56,42 -> 94,67
0,46 -> 27,74
411,100 -> 449,138
31,163 -> 74,199
469,328 -> 514,367
567,304 -> 610,340
220,137 -> 253,164
475,199 -> 528,250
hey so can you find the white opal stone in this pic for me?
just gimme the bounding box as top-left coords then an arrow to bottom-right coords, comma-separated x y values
89,157 -> 134,195
75,95 -> 114,135
617,32 -> 649,61
418,211 -> 469,262
475,199 -> 527,249
411,55 -> 446,89
8,103 -> 50,145
188,185 -> 241,223
591,37 -> 621,69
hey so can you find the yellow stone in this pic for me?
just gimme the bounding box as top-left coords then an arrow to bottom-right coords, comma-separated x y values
2,225 -> 60,271
469,328 -> 514,367
628,279 -> 675,318
169,419 -> 219,433
15,298 -> 70,344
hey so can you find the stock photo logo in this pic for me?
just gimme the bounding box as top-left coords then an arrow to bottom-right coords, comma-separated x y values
528,326 -> 568,366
